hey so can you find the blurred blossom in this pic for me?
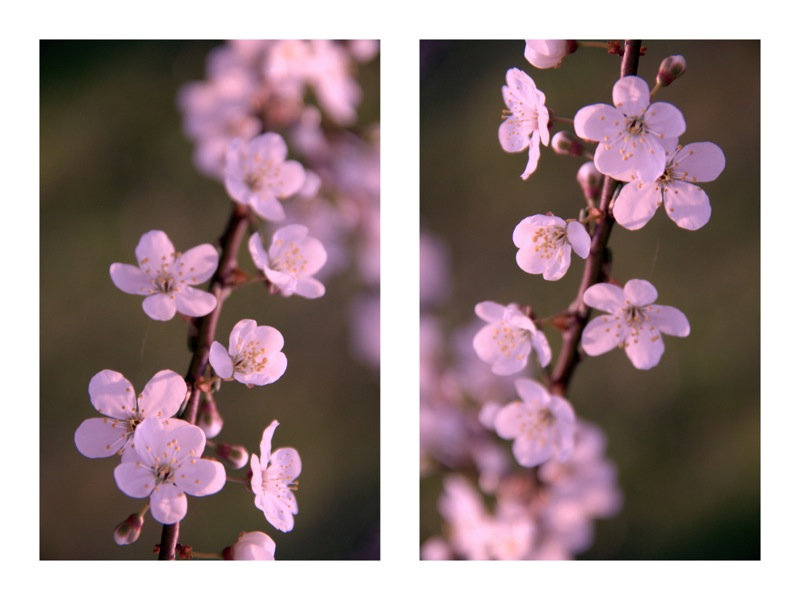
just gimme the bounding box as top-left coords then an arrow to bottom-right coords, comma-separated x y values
420,230 -> 452,307
473,301 -> 551,375
349,293 -> 380,369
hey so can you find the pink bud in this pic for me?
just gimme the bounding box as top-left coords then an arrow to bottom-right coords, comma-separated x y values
551,131 -> 585,157
113,513 -> 144,546
215,443 -> 250,469
197,397 -> 223,439
657,55 -> 687,87
577,161 -> 603,202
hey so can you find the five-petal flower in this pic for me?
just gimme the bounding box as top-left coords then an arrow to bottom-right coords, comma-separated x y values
113,418 -> 226,524
473,301 -> 551,375
513,215 -> 591,281
224,132 -> 306,221
581,279 -> 690,370
110,230 -> 219,321
210,319 -> 288,386
498,68 -> 550,180
612,138 -> 725,230
250,420 -> 302,532
494,378 -> 576,468
75,369 -> 187,460
574,76 -> 686,183
249,225 -> 327,298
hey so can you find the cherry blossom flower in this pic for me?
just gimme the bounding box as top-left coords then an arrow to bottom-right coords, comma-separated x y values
224,132 -> 306,221
74,369 -> 187,460
498,67 -> 550,180
113,418 -> 225,525
513,215 -> 591,281
524,40 -> 576,69
581,279 -> 690,369
612,138 -> 725,230
209,318 -> 287,386
473,301 -> 551,375
110,231 -> 219,321
223,531 -> 276,560
494,378 -> 576,468
574,76 -> 686,183
248,226 -> 327,299
250,420 -> 302,532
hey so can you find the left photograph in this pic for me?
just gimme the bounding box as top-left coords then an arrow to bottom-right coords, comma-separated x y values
41,40 -> 380,560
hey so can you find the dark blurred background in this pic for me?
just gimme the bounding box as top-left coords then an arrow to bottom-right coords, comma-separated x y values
420,40 -> 759,559
40,40 -> 379,560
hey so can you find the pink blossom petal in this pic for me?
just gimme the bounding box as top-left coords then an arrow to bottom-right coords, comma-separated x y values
250,454 -> 263,492
239,351 -> 287,386
494,401 -> 526,440
114,462 -> 155,498
630,135 -> 668,183
251,193 -> 286,221
74,417 -> 129,458
230,318 -> 257,347
521,131 -> 542,179
613,76 -> 651,115
515,246 -> 547,275
138,370 -> 186,420
581,315 -> 623,356
271,160 -> 306,198
499,116 -> 531,152
475,301 -> 506,323
175,287 -> 217,317
248,233 -> 269,271
89,369 -> 136,418
294,277 -> 326,299
613,180 -> 663,230
142,293 -> 177,321
623,279 -> 658,305
583,283 -> 625,312
538,109 -> 550,146
574,104 -> 621,142
259,421 -> 280,462
109,263 -> 151,295
542,246 -> 570,281
663,181 -> 711,230
566,221 -> 590,259
249,132 -> 288,163
644,102 -> 686,138
647,305 -> 690,337
268,447 -> 302,482
178,458 -> 226,496
150,485 -> 188,524
255,325 -> 285,353
209,341 -> 234,378
135,231 -> 175,270
514,378 -> 549,405
512,435 -> 551,468
624,329 -> 664,370
257,491 -> 296,532
232,532 -> 276,560
175,244 -> 219,284
672,142 -> 725,182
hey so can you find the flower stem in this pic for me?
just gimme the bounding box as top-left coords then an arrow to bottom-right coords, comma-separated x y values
548,40 -> 641,397
157,202 -> 252,561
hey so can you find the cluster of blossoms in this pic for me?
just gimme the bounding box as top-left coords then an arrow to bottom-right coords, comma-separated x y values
422,40 -> 722,559
75,39 -> 378,560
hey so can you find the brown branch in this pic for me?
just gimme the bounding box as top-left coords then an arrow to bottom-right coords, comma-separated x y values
549,40 -> 641,398
157,202 -> 252,560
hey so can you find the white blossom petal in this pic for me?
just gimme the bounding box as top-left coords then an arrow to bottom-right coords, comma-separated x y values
175,287 -> 217,317
613,180 -> 663,230
175,243 -> 219,283
150,485 -> 189,524
574,104 -> 621,142
623,279 -> 658,305
583,283 -> 624,312
142,293 -> 177,321
644,102 -> 686,138
88,369 -> 136,419
581,315 -> 624,356
566,221 -> 591,259
114,462 -> 155,498
647,305 -> 690,337
612,76 -> 650,116
137,370 -> 186,420
672,142 -> 725,182
109,263 -> 152,295
209,341 -> 234,378
178,458 -> 226,496
74,417 -> 129,458
135,230 -> 175,270
663,181 -> 711,230
624,329 -> 664,370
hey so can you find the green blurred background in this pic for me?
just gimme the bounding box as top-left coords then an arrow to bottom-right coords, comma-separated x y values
420,40 -> 759,559
40,40 -> 379,559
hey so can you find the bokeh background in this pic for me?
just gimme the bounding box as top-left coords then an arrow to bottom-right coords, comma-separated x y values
420,40 -> 759,559
40,40 -> 379,559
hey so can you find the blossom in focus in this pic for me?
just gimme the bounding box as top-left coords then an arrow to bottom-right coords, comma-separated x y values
113,418 -> 226,524
612,138 -> 725,231
250,420 -> 302,532
581,279 -> 690,369
248,226 -> 327,298
513,215 -> 590,281
574,76 -> 685,183
498,67 -> 550,180
109,230 -> 219,321
494,378 -> 576,468
524,40 -> 576,69
473,301 -> 551,375
209,318 -> 287,386
224,531 -> 276,560
74,369 -> 187,460
224,132 -> 306,221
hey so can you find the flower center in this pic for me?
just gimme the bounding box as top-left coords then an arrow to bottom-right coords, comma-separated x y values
154,462 -> 175,485
233,340 -> 269,374
492,323 -> 530,358
244,161 -> 278,192
530,226 -> 566,260
271,241 -> 308,276
626,114 -> 646,136
154,272 -> 176,294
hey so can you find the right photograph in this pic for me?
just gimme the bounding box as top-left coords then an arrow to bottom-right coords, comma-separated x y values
420,40 -> 759,560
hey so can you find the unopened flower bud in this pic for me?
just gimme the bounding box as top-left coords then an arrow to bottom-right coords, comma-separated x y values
657,55 -> 687,87
215,442 -> 249,469
551,131 -> 585,157
222,531 -> 276,560
114,513 -> 144,546
197,396 -> 223,439
577,161 -> 603,202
